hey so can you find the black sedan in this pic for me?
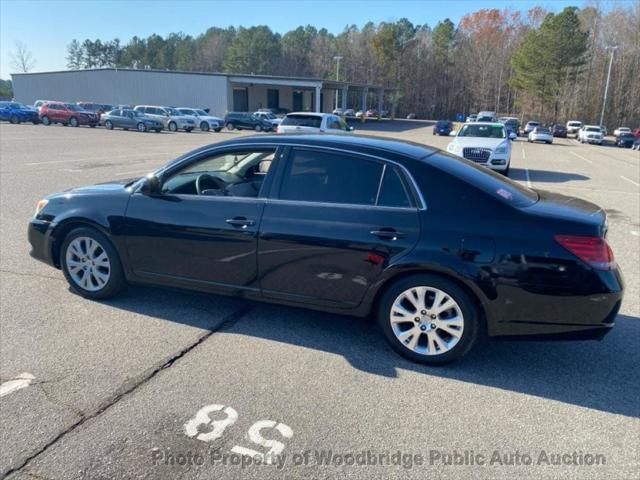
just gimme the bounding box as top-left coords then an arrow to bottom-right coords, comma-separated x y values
551,124 -> 567,137
28,135 -> 623,364
615,133 -> 635,148
101,109 -> 163,132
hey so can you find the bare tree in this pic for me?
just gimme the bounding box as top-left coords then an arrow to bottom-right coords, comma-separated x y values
10,41 -> 35,72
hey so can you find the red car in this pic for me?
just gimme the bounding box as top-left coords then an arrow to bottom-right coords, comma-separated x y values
39,102 -> 98,127
632,127 -> 640,139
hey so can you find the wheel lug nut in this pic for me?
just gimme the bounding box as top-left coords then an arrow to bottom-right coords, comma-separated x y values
431,324 -> 436,329
414,317 -> 420,323
420,325 -> 427,331
431,314 -> 436,319
421,310 -> 427,315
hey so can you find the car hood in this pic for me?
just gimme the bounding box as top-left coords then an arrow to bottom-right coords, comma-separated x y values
451,137 -> 507,148
54,178 -> 136,198
200,115 -> 223,122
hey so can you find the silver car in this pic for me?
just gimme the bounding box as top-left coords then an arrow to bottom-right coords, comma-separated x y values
134,105 -> 196,132
177,108 -> 223,132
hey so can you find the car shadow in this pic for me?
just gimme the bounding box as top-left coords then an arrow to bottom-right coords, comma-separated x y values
100,284 -> 639,418
509,168 -> 590,183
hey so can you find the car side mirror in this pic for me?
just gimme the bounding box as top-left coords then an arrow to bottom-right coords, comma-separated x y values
139,175 -> 161,195
509,132 -> 517,140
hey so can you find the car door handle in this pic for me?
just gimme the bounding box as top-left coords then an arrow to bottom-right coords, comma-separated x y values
370,229 -> 407,240
226,217 -> 255,228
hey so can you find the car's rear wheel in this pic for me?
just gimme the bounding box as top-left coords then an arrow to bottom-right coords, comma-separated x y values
137,122 -> 147,132
255,124 -> 263,132
69,117 -> 79,127
60,227 -> 126,300
105,120 -> 114,130
10,114 -> 19,124
227,122 -> 235,131
168,121 -> 178,132
200,121 -> 209,132
41,116 -> 51,125
377,274 -> 479,365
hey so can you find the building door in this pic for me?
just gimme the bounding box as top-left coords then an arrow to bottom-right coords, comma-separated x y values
292,91 -> 303,111
267,89 -> 279,109
233,88 -> 248,112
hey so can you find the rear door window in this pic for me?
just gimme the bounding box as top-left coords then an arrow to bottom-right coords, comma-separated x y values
279,149 -> 382,205
377,166 -> 414,208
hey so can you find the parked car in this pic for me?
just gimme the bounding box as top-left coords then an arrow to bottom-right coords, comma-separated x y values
550,124 -> 567,137
528,126 -> 553,144
34,99 -> 54,111
0,101 -> 39,124
39,102 -> 98,127
28,134 -> 623,365
332,108 -> 346,116
355,110 -> 365,118
252,110 -> 282,128
466,114 -> 478,122
578,125 -> 604,145
277,112 -> 353,134
632,128 -> 640,139
522,121 -> 540,136
447,122 -> 514,175
177,108 -> 223,132
615,132 -> 634,148
224,112 -> 273,132
499,117 -> 521,135
343,109 -> 356,117
433,120 -> 454,136
101,109 -> 163,133
406,113 -> 416,119
365,108 -> 378,117
134,105 -> 196,132
476,111 -> 496,122
257,107 -> 290,116
566,120 -> 582,137
76,102 -> 114,121
613,127 -> 631,137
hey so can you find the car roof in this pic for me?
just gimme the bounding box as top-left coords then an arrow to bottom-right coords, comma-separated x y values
286,112 -> 332,118
192,134 -> 438,161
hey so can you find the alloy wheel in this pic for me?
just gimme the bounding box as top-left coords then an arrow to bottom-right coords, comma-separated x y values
65,237 -> 111,292
389,286 -> 464,356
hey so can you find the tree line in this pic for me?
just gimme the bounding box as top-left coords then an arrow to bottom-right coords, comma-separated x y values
62,4 -> 638,126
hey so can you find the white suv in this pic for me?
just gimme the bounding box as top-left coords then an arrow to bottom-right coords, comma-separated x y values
276,113 -> 354,134
177,108 -> 223,132
134,105 -> 196,132
578,125 -> 603,145
566,120 -> 582,137
447,122 -> 514,175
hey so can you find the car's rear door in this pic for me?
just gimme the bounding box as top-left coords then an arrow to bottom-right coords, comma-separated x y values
258,147 -> 421,309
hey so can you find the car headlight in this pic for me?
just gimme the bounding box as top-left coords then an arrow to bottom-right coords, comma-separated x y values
34,199 -> 48,216
494,143 -> 509,154
447,143 -> 461,153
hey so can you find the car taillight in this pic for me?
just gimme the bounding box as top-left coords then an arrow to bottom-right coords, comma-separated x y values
554,235 -> 614,270
276,125 -> 281,134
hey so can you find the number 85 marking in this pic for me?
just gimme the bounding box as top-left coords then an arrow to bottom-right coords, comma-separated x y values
184,404 -> 293,464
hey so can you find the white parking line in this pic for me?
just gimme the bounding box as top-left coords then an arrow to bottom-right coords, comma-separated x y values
619,175 -> 640,187
0,373 -> 35,398
525,168 -> 532,188
521,147 -> 526,159
569,151 -> 593,164
631,231 -> 640,237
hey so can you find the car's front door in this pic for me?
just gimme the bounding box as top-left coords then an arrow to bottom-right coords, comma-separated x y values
258,147 -> 421,308
124,147 -> 280,291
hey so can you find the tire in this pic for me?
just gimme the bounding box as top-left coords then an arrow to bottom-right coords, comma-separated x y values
254,124 -> 263,132
105,120 -> 114,130
185,128 -> 193,133
137,122 -> 147,132
501,164 -> 510,176
377,274 -> 479,365
89,124 -> 96,128
60,227 -> 126,300
10,114 -> 19,124
214,128 -> 222,133
41,116 -> 51,126
154,128 -> 162,133
168,121 -> 178,132
200,121 -> 209,132
69,117 -> 79,127
32,120 -> 39,125
227,123 -> 235,131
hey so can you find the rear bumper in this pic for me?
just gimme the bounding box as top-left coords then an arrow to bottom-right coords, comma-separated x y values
28,219 -> 56,267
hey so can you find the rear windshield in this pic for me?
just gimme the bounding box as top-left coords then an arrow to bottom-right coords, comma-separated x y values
281,114 -> 322,128
436,121 -> 450,127
430,153 -> 539,207
568,122 -> 581,127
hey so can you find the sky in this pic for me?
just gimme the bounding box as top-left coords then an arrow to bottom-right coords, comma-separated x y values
0,0 -> 616,78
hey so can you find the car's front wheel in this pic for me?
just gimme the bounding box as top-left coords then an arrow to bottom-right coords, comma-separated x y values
377,274 -> 479,365
254,124 -> 263,132
168,121 -> 178,132
137,122 -> 147,132
10,114 -> 19,124
200,121 -> 209,132
60,227 -> 126,299
41,116 -> 51,125
69,117 -> 79,127
105,120 -> 114,130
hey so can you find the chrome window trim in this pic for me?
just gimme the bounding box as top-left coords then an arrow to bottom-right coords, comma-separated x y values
152,141 -> 428,210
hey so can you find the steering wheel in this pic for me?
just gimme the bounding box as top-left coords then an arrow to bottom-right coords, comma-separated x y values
195,173 -> 225,195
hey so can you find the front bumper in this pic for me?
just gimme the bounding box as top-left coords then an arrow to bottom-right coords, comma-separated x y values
28,219 -> 56,267
584,137 -> 603,144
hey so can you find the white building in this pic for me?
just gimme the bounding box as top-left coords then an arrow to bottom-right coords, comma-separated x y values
11,68 -> 394,117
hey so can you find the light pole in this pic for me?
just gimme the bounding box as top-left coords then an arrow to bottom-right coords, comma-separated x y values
599,45 -> 618,128
333,55 -> 343,110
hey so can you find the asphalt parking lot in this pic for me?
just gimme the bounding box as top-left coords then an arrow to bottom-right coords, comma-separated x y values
1,122 -> 638,480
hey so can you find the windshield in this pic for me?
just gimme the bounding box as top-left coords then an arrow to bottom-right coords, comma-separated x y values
131,110 -> 145,117
586,127 -> 601,132
458,124 -> 505,139
535,128 -> 551,134
66,104 -> 83,111
8,102 -> 24,108
166,108 -> 181,116
195,109 -> 208,116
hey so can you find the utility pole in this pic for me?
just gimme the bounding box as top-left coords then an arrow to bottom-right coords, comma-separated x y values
599,45 -> 618,128
333,55 -> 343,110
